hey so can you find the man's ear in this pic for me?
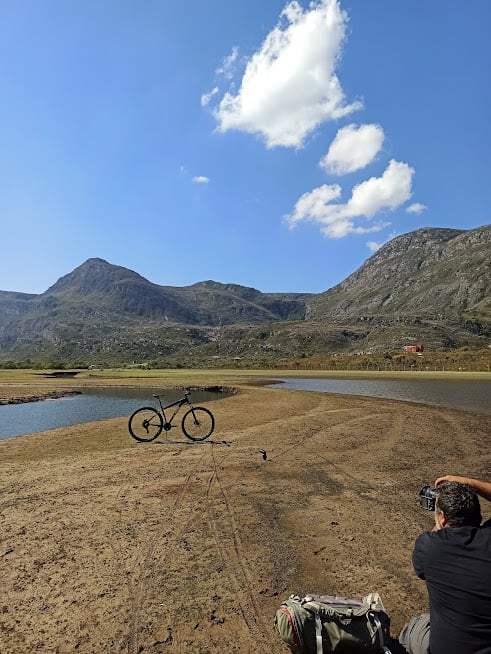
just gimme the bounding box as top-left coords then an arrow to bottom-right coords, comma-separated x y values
437,510 -> 448,529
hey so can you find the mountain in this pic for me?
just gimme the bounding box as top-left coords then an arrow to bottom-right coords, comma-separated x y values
310,225 -> 490,320
0,225 -> 489,365
42,258 -> 309,324
0,258 -> 311,362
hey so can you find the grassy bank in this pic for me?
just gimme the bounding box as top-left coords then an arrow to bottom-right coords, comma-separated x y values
1,366 -> 490,389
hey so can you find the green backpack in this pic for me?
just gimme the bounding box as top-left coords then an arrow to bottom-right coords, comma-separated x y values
274,592 -> 392,653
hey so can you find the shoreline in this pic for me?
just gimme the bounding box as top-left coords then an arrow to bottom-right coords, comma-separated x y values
0,389 -> 82,405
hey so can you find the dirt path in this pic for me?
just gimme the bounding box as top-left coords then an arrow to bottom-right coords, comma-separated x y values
1,384 -> 490,653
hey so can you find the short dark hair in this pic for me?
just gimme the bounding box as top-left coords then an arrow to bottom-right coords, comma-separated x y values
436,481 -> 482,527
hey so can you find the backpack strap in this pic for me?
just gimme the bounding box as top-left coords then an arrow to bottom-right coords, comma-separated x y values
369,611 -> 392,654
314,612 -> 323,654
297,599 -> 326,654
287,597 -> 306,651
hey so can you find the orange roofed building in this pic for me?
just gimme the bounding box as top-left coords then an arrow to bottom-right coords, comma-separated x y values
404,345 -> 424,353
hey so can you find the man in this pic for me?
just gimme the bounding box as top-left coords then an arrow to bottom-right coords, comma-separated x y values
399,476 -> 491,654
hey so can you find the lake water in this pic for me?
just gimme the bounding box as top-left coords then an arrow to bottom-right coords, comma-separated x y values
268,378 -> 491,416
0,387 -> 224,441
1,379 -> 489,442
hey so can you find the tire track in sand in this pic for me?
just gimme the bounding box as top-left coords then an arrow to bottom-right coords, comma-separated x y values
204,443 -> 276,650
110,453 -> 210,654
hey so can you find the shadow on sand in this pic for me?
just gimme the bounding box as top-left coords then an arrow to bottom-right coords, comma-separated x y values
138,438 -> 232,447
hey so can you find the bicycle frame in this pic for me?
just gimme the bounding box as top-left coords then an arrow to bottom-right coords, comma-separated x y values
154,393 -> 191,428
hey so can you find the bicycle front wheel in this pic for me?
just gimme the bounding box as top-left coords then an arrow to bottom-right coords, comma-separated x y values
128,407 -> 163,442
181,407 -> 215,441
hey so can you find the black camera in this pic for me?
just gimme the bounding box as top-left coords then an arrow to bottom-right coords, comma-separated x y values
419,485 -> 437,511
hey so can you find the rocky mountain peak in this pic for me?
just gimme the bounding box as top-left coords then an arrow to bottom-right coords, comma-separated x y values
44,258 -> 150,296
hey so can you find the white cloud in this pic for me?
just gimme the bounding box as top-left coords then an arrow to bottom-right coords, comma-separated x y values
286,159 -> 414,238
348,160 -> 414,217
320,123 -> 384,175
201,87 -> 219,107
366,240 -> 383,253
213,0 -> 362,148
192,176 -> 209,184
216,47 -> 239,80
406,202 -> 427,214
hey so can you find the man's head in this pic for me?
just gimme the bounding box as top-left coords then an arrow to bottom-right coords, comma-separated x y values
435,481 -> 482,529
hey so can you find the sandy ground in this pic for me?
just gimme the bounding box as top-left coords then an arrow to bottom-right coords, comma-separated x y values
0,381 -> 490,653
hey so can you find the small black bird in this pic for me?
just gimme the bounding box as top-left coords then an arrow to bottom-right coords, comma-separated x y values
259,449 -> 267,461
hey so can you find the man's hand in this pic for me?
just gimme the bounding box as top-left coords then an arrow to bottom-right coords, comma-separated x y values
435,475 -> 468,486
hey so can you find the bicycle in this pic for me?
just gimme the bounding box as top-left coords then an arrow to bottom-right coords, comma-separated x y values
128,390 -> 215,443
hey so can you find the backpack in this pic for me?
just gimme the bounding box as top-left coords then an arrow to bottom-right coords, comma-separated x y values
274,592 -> 392,653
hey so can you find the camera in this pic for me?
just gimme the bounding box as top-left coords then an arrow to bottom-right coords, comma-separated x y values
419,485 -> 437,511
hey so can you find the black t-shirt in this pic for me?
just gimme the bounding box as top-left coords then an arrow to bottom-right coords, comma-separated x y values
413,525 -> 491,654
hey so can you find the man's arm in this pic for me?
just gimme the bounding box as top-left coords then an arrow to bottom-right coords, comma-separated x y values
412,532 -> 428,579
435,475 -> 491,502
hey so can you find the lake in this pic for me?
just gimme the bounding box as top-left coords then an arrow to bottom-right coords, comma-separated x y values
0,387 -> 225,441
1,379 -> 489,441
268,378 -> 491,416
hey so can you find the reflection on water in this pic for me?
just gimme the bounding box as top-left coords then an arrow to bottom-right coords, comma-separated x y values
0,387 -> 225,441
269,378 -> 491,416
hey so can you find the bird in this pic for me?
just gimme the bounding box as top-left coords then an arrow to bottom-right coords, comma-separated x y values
259,449 -> 267,461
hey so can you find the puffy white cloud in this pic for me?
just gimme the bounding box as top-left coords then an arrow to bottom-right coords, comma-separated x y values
286,159 -> 414,238
213,0 -> 362,148
320,123 -> 384,175
192,176 -> 209,184
348,160 -> 414,217
406,202 -> 427,214
201,87 -> 219,107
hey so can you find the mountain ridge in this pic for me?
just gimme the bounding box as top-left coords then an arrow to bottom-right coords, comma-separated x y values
311,224 -> 490,318
0,224 -> 489,365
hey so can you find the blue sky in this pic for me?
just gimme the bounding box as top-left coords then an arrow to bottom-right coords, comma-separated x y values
0,1 -> 489,295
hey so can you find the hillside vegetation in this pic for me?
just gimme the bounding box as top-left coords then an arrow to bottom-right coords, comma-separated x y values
0,225 -> 489,367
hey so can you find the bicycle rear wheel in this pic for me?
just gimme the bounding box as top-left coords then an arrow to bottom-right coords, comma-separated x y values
128,407 -> 163,442
181,407 -> 214,441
